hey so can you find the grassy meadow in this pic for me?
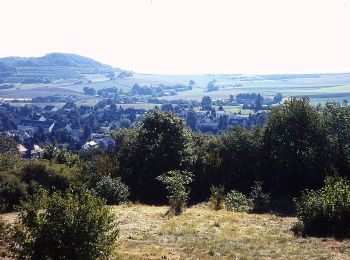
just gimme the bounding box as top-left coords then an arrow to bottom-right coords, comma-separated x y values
3,204 -> 349,259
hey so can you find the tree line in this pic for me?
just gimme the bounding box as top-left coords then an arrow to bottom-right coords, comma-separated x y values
1,98 -> 350,211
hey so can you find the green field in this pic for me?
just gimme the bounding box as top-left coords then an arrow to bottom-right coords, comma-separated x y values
1,73 -> 350,105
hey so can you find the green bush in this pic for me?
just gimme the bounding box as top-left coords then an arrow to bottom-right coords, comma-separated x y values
209,185 -> 225,210
41,145 -> 80,167
0,173 -> 28,212
250,181 -> 270,213
295,177 -> 350,237
157,170 -> 193,215
224,190 -> 252,212
19,161 -> 74,193
9,188 -> 119,259
94,175 -> 129,205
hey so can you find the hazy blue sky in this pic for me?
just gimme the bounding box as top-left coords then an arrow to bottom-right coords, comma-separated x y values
0,0 -> 350,74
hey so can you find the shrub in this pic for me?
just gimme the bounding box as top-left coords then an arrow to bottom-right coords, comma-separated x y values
209,185 -> 225,210
250,181 -> 270,213
9,188 -> 119,259
224,190 -> 252,212
295,177 -> 350,237
19,161 -> 74,193
157,170 -> 193,215
94,175 -> 129,205
0,173 -> 28,212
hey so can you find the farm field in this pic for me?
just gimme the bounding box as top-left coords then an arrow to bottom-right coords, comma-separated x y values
1,72 -> 350,105
3,204 -> 349,259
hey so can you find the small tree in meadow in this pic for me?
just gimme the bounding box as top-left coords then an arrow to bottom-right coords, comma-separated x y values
157,170 -> 193,215
209,185 -> 225,210
224,190 -> 252,212
250,181 -> 270,213
9,188 -> 119,259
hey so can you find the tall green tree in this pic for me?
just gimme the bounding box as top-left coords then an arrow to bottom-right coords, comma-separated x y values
322,101 -> 350,175
218,126 -> 261,193
113,111 -> 192,203
262,98 -> 330,195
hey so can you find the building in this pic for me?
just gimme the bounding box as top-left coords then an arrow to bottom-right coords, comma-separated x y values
43,105 -> 58,113
17,120 -> 55,133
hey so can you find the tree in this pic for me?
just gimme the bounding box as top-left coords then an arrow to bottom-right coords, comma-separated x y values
189,80 -> 195,86
157,170 -> 193,215
207,81 -> 219,92
0,135 -> 20,172
218,114 -> 228,130
273,92 -> 283,104
83,86 -> 96,96
9,188 -> 119,259
201,96 -> 212,110
113,111 -> 192,203
0,135 -> 18,156
186,109 -> 197,131
255,94 -> 263,110
322,102 -> 350,175
262,98 -> 330,195
218,126 -> 261,193
94,175 -> 129,205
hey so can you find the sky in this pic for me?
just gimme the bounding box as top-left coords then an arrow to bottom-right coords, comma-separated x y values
0,0 -> 350,74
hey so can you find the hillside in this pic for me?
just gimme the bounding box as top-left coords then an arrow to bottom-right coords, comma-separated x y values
0,53 -> 119,84
2,204 -> 349,259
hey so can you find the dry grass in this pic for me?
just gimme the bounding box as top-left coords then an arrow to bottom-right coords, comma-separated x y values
112,204 -> 350,259
2,204 -> 350,259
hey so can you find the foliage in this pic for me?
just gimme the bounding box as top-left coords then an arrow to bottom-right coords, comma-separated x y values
41,144 -> 80,167
218,126 -> 261,194
209,185 -> 225,210
0,173 -> 28,212
250,181 -> 270,213
83,86 -> 96,96
224,190 -> 252,212
0,135 -> 20,172
201,96 -> 212,109
262,97 -> 330,195
9,188 -> 119,259
322,102 -> 350,175
113,111 -> 192,203
94,175 -> 129,205
19,160 -> 75,193
295,177 -> 350,237
157,170 -> 193,215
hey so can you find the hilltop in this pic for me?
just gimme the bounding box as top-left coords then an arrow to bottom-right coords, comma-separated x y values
0,53 -> 120,84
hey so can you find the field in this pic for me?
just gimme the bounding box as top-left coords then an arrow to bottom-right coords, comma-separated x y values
2,204 -> 350,259
1,73 -> 350,106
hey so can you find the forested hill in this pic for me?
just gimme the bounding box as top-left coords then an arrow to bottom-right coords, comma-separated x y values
0,53 -> 120,84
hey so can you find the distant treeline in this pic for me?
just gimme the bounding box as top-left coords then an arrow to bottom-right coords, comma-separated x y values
1,98 -> 350,211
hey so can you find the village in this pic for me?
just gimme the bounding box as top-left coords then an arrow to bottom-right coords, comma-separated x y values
0,90 -> 280,159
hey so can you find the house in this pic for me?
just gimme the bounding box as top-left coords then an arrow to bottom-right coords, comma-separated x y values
17,120 -> 55,133
43,105 -> 58,113
17,144 -> 28,157
82,140 -> 98,150
90,133 -> 115,148
29,144 -> 44,159
18,131 -> 32,143
32,114 -> 46,121
64,124 -> 73,132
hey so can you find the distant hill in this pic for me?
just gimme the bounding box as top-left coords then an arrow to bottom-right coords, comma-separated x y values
0,53 -> 120,84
